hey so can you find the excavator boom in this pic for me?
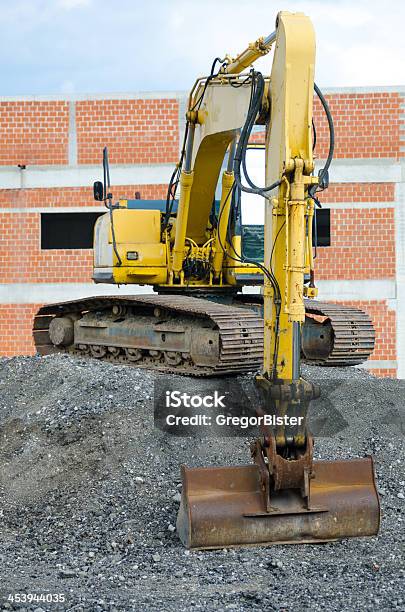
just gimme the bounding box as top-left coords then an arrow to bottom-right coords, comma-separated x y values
176,11 -> 380,549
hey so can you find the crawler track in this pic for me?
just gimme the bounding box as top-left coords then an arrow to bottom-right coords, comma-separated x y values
303,300 -> 375,366
33,295 -> 263,376
33,295 -> 375,375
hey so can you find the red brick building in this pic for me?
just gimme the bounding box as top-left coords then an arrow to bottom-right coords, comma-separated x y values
0,87 -> 404,378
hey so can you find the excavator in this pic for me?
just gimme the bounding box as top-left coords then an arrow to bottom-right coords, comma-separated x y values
33,11 -> 380,547
32,24 -> 375,375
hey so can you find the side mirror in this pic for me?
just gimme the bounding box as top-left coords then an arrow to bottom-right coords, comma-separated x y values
93,181 -> 104,201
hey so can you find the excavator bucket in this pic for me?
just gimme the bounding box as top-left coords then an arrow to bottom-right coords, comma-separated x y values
177,457 -> 380,549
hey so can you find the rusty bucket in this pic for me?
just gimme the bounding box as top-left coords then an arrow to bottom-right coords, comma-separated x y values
177,457 -> 380,549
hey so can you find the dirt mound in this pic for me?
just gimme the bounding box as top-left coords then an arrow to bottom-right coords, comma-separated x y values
0,354 -> 404,611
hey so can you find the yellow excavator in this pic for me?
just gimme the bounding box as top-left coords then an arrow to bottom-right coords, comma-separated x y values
33,17 -> 375,376
34,12 -> 379,547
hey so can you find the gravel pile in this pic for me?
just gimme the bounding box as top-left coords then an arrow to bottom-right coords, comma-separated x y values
0,354 -> 404,611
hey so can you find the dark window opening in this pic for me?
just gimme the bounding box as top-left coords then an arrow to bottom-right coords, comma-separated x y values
242,209 -> 331,262
41,212 -> 104,249
314,208 -> 330,247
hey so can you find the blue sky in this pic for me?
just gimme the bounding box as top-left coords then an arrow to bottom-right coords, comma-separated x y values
0,0 -> 404,96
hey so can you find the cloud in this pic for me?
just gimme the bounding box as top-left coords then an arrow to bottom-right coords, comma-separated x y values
0,0 -> 403,95
60,79 -> 76,94
58,0 -> 91,9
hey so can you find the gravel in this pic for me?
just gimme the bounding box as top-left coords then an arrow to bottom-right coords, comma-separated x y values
0,354 -> 404,611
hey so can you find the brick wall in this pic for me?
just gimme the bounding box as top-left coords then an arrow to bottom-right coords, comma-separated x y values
0,89 -> 403,379
316,207 -> 396,280
0,304 -> 40,356
313,92 -> 403,159
249,92 -> 404,160
319,182 -> 394,203
0,211 -> 94,282
76,99 -> 179,164
0,101 -> 69,165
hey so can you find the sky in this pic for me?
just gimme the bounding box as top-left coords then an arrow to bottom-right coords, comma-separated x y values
0,0 -> 404,97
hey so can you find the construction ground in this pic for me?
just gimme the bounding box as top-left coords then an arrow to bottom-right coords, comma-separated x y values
0,354 -> 404,611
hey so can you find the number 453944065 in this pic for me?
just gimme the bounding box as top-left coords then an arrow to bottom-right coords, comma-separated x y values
8,593 -> 66,603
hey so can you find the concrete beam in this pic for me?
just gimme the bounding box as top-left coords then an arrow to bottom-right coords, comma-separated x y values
0,85 -> 402,103
316,279 -> 396,301
1,202 -> 397,214
357,360 -> 397,370
315,158 -> 403,183
0,91 -> 186,102
1,159 -> 402,192
0,279 -> 396,305
321,85 -> 405,95
0,164 -> 174,190
0,283 -> 153,304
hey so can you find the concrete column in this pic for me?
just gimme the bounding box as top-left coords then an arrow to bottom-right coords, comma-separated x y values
395,166 -> 405,379
178,94 -> 188,156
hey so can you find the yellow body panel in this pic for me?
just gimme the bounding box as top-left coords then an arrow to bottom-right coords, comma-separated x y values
113,243 -> 166,268
186,83 -> 252,244
109,209 -> 161,244
107,209 -> 168,284
113,265 -> 167,285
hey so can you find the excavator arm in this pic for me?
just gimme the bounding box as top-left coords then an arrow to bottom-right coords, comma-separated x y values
176,11 -> 380,549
